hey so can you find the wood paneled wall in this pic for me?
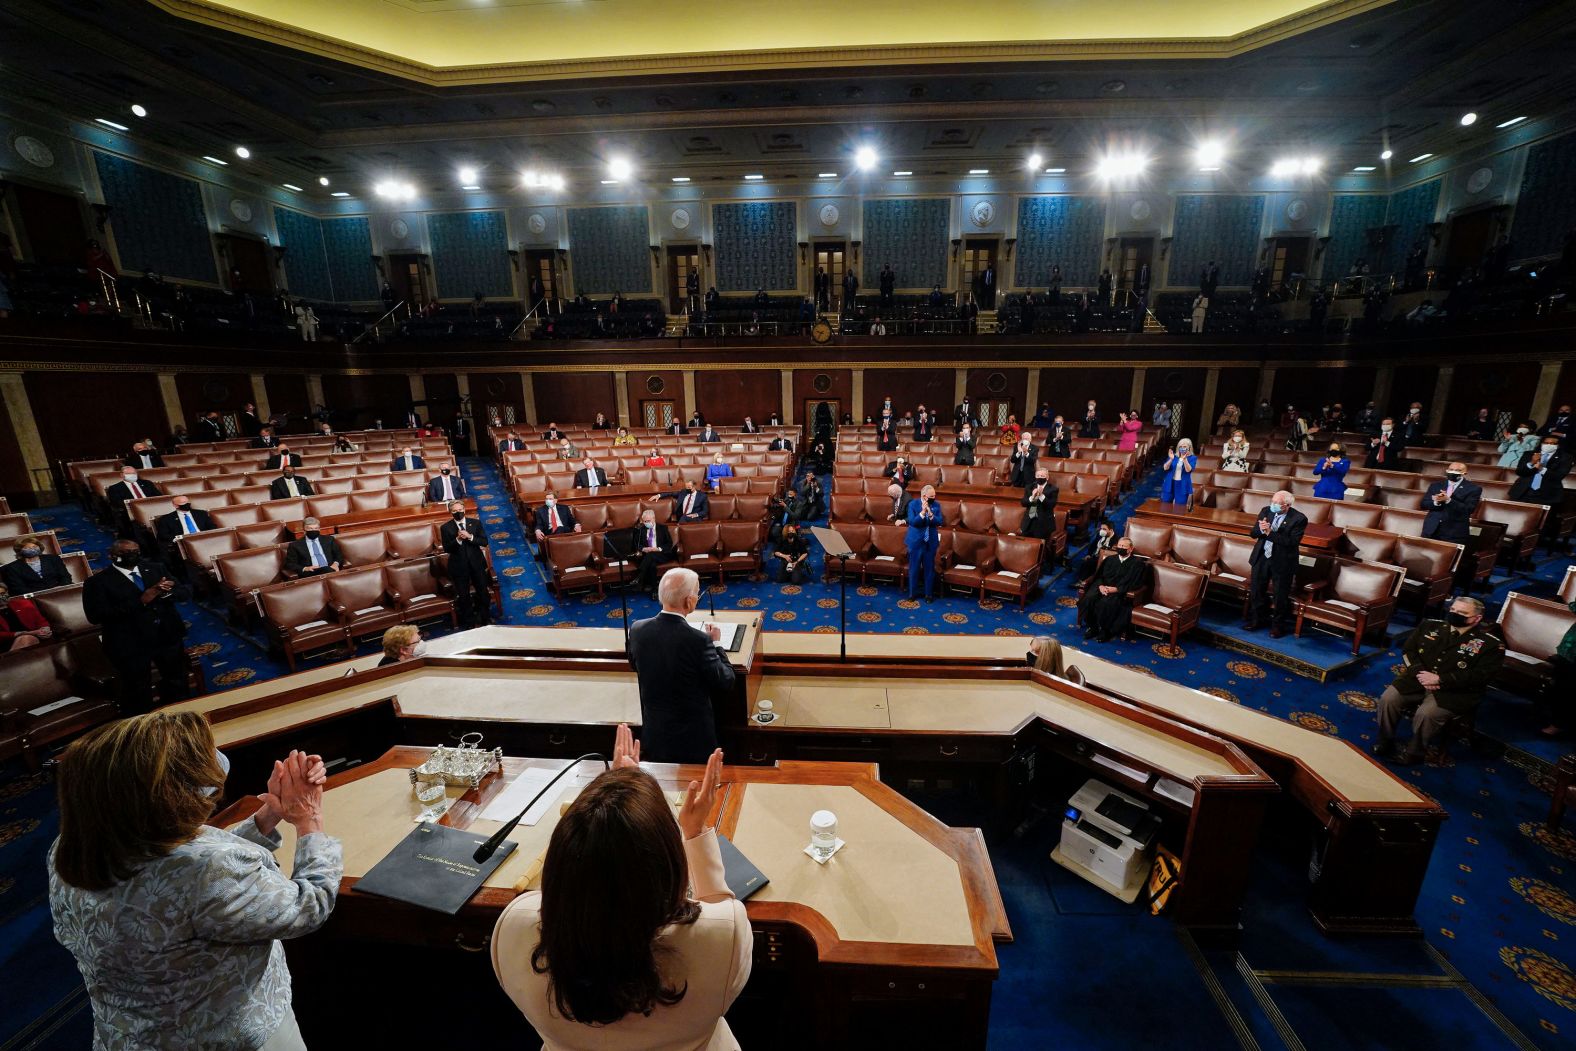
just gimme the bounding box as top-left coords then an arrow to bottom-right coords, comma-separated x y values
318,373 -> 413,430
865,368 -> 954,421
792,369 -> 853,432
533,372 -> 617,426
1142,367 -> 1207,439
467,372 -> 526,426
1213,367 -> 1260,434
694,370 -> 780,424
1040,367 -> 1134,423
625,369 -> 686,426
174,372 -> 258,423
1443,360 -> 1541,429
25,371 -> 166,464
422,372 -> 461,424
264,374 -> 311,422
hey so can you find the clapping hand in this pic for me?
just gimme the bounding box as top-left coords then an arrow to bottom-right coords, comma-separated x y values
612,723 -> 641,769
1258,516 -> 1272,532
257,750 -> 327,835
677,748 -> 724,841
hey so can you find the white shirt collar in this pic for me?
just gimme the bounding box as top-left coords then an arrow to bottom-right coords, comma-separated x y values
115,564 -> 141,581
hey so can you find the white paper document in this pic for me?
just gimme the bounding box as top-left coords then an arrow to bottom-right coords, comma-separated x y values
688,617 -> 743,650
478,765 -> 572,826
28,696 -> 83,718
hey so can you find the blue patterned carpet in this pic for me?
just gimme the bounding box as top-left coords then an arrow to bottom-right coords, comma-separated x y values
3,457 -> 1574,1049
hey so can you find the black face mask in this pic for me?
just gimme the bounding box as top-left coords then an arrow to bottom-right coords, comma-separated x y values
441,468 -> 450,475
113,553 -> 140,569
20,549 -> 41,560
452,512 -> 466,521
305,530 -> 321,540
1446,610 -> 1471,627
1446,472 -> 1462,482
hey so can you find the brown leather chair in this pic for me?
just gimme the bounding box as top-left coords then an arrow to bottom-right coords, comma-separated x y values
306,495 -> 352,518
1124,519 -> 1172,560
216,547 -> 287,624
179,528 -> 240,593
0,642 -> 117,768
383,560 -> 456,628
349,489 -> 394,512
1207,534 -> 1256,617
1495,592 -> 1576,697
830,494 -> 867,523
991,501 -> 1027,537
59,553 -> 91,585
1209,488 -> 1245,512
31,584 -> 93,639
236,522 -> 288,548
1167,526 -> 1218,572
1342,527 -> 1398,565
1076,550 -> 1153,628
943,532 -> 996,599
327,567 -> 403,644
709,495 -> 738,521
385,523 -> 438,560
861,494 -> 894,523
1561,565 -> 1576,605
606,500 -> 643,531
863,524 -> 910,586
1393,535 -> 1462,611
335,531 -> 392,568
210,505 -> 262,528
259,579 -> 349,671
261,498 -> 307,522
389,486 -> 426,508
933,497 -> 962,528
956,500 -> 995,534
572,501 -> 610,531
1481,498 -> 1548,570
1128,562 -> 1209,647
830,523 -> 873,581
641,497 -> 675,524
1330,503 -> 1384,530
983,535 -> 1043,608
1294,560 -> 1401,655
735,494 -> 770,522
1378,508 -> 1427,537
718,522 -> 765,579
546,533 -> 603,598
677,524 -> 723,584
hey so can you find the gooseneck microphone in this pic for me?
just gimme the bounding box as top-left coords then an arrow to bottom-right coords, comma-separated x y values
472,753 -> 609,863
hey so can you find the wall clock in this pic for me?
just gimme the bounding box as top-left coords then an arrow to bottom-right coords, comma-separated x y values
1130,200 -> 1152,222
1466,168 -> 1494,194
1286,199 -> 1308,223
12,135 -> 54,168
812,322 -> 833,345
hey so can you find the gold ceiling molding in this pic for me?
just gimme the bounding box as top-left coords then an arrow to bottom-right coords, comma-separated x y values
150,0 -> 1397,87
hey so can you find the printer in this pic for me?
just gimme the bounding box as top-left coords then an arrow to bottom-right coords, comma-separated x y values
1051,779 -> 1162,902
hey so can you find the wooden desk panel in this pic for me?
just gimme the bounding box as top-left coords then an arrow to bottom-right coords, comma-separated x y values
1133,499 -> 1343,551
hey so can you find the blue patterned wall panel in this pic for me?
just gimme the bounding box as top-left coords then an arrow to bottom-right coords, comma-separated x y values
712,201 -> 797,291
321,217 -> 378,301
861,198 -> 951,289
1324,194 -> 1388,282
91,151 -> 215,282
272,207 -> 332,301
428,210 -> 513,299
1013,196 -> 1107,287
1382,180 -> 1440,274
1512,134 -> 1576,260
1168,194 -> 1265,287
566,205 -> 652,294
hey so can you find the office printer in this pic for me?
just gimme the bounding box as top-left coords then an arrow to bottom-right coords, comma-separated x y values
1050,779 -> 1162,903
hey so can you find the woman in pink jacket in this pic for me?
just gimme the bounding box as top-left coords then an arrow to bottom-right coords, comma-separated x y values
1117,410 -> 1143,451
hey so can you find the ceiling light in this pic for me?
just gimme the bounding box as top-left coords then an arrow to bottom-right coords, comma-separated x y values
1352,165 -> 1377,172
234,146 -> 250,159
130,104 -> 147,118
521,170 -> 542,188
606,156 -> 633,181
892,170 -> 913,176
671,176 -> 691,183
968,168 -> 990,175
201,155 -> 228,166
457,166 -> 478,184
1459,112 -> 1478,127
818,172 -> 838,178
1409,153 -> 1433,163
1195,141 -> 1225,169
319,176 -> 331,186
1380,149 -> 1393,160
1269,159 -> 1297,176
599,179 -> 618,185
1026,153 -> 1043,170
1300,157 -> 1322,174
743,173 -> 764,180
374,181 -> 417,201
1095,152 -> 1147,180
1045,167 -> 1066,174
854,146 -> 878,171
462,185 -> 481,191
281,183 -> 303,192
94,118 -> 129,131
330,192 -> 350,198
1496,116 -> 1527,128
547,174 -> 565,191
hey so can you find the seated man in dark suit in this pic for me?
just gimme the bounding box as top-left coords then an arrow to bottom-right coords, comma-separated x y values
666,419 -> 689,435
628,507 -> 676,596
124,442 -> 164,470
497,431 -> 525,455
697,424 -> 722,444
2,538 -> 72,594
626,566 -> 735,763
427,462 -> 467,503
1420,462 -> 1481,543
741,416 -> 760,434
666,480 -> 711,522
82,539 -> 189,715
768,435 -> 794,452
531,492 -> 581,543
1077,536 -> 1148,643
269,465 -> 314,499
1019,470 -> 1059,542
250,427 -> 279,449
542,422 -> 564,442
153,497 -> 215,546
574,456 -> 610,489
263,446 -> 302,471
391,446 -> 426,472
105,468 -> 162,538
284,517 -> 347,577
884,457 -> 916,491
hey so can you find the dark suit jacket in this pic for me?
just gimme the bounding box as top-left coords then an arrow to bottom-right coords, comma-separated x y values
698,429 -> 721,443
532,503 -> 579,535
269,476 -> 315,499
768,438 -> 793,451
741,422 -> 760,434
884,462 -> 917,489
669,489 -> 711,521
953,403 -> 977,431
1421,480 -> 1481,542
154,507 -> 216,543
627,611 -> 736,763
628,523 -> 675,559
82,561 -> 185,662
250,436 -> 279,449
196,418 -> 225,442
284,535 -> 347,575
1363,434 -> 1406,468
666,423 -> 689,435
542,430 -> 563,442
106,479 -> 162,508
263,453 -> 302,470
123,451 -> 165,469
2,554 -> 72,594
391,455 -> 426,472
1509,450 -> 1572,502
440,518 -> 490,577
1248,506 -> 1309,569
238,411 -> 263,438
427,474 -> 468,502
574,467 -> 610,488
1008,446 -> 1040,488
497,439 -> 525,454
1020,482 -> 1059,538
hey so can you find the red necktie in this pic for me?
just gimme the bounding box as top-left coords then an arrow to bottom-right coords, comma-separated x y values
1377,443 -> 1385,464
549,506 -> 560,530
684,492 -> 694,515
130,482 -> 143,498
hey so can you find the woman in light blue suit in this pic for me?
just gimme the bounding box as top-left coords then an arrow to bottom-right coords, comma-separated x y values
1160,438 -> 1197,505
1312,442 -> 1351,500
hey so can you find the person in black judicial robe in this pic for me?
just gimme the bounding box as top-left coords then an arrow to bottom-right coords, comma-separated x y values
627,573 -> 736,763
82,540 -> 189,715
1020,473 -> 1059,541
1008,439 -> 1040,488
263,450 -> 302,471
440,502 -> 492,628
1246,492 -> 1309,637
1420,463 -> 1481,544
627,512 -> 677,594
269,469 -> 314,499
666,482 -> 711,522
1078,540 -> 1148,642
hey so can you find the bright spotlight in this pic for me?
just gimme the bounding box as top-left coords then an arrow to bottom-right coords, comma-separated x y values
1300,157 -> 1322,174
1270,159 -> 1296,177
548,173 -> 565,191
130,104 -> 147,118
854,146 -> 878,171
607,156 -> 633,182
318,176 -> 330,186
234,146 -> 250,159
1380,149 -> 1393,160
1459,112 -> 1478,127
458,166 -> 478,185
1195,141 -> 1225,169
1096,152 -> 1147,181
1026,153 -> 1043,170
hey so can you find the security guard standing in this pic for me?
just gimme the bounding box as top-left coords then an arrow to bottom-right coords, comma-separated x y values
1374,595 -> 1504,764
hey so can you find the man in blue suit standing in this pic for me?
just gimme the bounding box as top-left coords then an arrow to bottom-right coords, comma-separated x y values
906,483 -> 942,602
427,462 -> 467,503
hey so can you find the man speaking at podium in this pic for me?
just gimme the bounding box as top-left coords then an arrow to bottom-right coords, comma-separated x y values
628,568 -> 736,763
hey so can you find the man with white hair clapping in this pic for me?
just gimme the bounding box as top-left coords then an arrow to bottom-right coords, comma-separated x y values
627,568 -> 737,763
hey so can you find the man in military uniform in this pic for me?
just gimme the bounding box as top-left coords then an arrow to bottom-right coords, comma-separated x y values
1374,596 -> 1504,764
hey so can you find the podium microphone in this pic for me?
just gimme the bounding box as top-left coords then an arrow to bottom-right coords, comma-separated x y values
473,753 -> 608,863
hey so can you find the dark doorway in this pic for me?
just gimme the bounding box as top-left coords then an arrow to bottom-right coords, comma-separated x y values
523,250 -> 557,307
805,398 -> 841,442
640,400 -> 676,429
1116,238 -> 1154,295
10,183 -> 89,266
387,253 -> 429,308
962,239 -> 998,308
666,245 -> 699,314
814,242 -> 847,309
1269,237 -> 1311,289
1443,209 -> 1497,277
218,234 -> 272,294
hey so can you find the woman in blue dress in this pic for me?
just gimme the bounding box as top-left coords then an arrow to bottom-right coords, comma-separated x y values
1312,441 -> 1350,500
1160,438 -> 1197,505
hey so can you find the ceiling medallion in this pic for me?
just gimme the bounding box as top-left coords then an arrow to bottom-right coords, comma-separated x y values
1466,167 -> 1494,194
228,199 -> 254,223
11,135 -> 54,168
526,212 -> 547,235
970,200 -> 996,227
819,204 -> 840,228
671,208 -> 691,230
1130,200 -> 1152,222
390,218 -> 410,240
1286,199 -> 1308,222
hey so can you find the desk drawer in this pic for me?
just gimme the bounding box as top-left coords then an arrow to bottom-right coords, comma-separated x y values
887,735 -> 1012,763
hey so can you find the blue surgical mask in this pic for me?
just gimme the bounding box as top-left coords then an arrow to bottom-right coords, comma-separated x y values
1270,501 -> 1285,515
203,749 -> 231,798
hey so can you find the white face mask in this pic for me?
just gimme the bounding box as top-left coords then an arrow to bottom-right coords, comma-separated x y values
1381,426 -> 1392,434
544,498 -> 555,507
1542,445 -> 1559,457
411,640 -> 428,658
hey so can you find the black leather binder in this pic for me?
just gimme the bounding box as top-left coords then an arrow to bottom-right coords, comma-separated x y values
355,822 -> 518,914
717,834 -> 769,901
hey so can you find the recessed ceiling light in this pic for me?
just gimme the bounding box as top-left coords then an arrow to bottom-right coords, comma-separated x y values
671,176 -> 691,183
968,168 -> 989,175
1301,157 -> 1321,174
129,104 -> 147,118
1198,166 -> 1222,173
1380,149 -> 1393,160
318,176 -> 330,186
1271,157 -> 1321,176
1352,165 -> 1377,172
1409,153 -> 1433,163
457,166 -> 478,184
743,173 -> 764,180
599,179 -> 618,185
281,183 -> 303,192
1026,153 -> 1043,170
1096,153 -> 1147,180
330,191 -> 350,197
892,170 -> 913,176
1045,167 -> 1066,174
1195,141 -> 1225,169
854,146 -> 878,171
234,146 -> 250,159
548,174 -> 565,191
1459,112 -> 1478,126
606,156 -> 633,181
463,185 -> 483,191
1496,116 -> 1527,128
818,172 -> 837,178
201,155 -> 228,166
94,118 -> 129,131
374,181 -> 416,201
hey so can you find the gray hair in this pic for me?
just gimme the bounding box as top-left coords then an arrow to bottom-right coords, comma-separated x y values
1451,595 -> 1485,616
658,567 -> 700,608
303,517 -> 320,527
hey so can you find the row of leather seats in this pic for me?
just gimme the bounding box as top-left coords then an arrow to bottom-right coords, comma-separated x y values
507,452 -> 795,473
829,494 -> 1069,559
544,522 -> 768,597
128,487 -> 431,537
828,523 -> 1045,607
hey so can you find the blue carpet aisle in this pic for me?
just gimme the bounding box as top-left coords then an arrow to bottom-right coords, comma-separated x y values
1,456 -> 1573,1048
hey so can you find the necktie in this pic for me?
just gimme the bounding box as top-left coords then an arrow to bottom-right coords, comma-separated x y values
647,527 -> 655,548
1377,442 -> 1386,464
549,506 -> 560,530
129,481 -> 143,499
684,492 -> 694,516
286,478 -> 297,496
443,478 -> 453,500
131,570 -> 145,590
1446,482 -> 1456,498
1532,470 -> 1543,491
181,512 -> 196,534
309,539 -> 325,567
141,455 -> 152,468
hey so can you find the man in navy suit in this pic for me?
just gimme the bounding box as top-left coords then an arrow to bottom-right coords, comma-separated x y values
626,567 -> 735,763
667,480 -> 711,522
531,493 -> 580,542
82,539 -> 189,714
1420,461 -> 1481,544
263,446 -> 302,471
427,462 -> 467,503
697,424 -> 721,444
105,467 -> 162,538
497,431 -> 525,455
906,483 -> 942,602
391,446 -> 426,472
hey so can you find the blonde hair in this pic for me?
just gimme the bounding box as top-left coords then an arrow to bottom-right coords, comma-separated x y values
382,624 -> 420,659
1030,636 -> 1066,676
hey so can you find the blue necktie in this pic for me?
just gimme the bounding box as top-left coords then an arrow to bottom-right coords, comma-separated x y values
131,570 -> 145,590
181,512 -> 196,534
309,539 -> 325,567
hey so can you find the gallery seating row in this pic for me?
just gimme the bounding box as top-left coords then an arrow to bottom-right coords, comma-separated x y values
830,474 -> 1105,530
125,486 -> 432,537
0,513 -> 35,539
512,472 -> 783,504
829,493 -> 1069,559
828,523 -> 1046,607
525,493 -> 775,534
506,451 -> 796,472
544,522 -> 768,598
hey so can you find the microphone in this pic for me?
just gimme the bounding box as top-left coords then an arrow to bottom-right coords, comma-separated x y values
473,753 -> 608,863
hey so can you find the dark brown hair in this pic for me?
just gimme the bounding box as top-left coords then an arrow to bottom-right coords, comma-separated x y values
530,767 -> 701,1024
53,711 -> 225,890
